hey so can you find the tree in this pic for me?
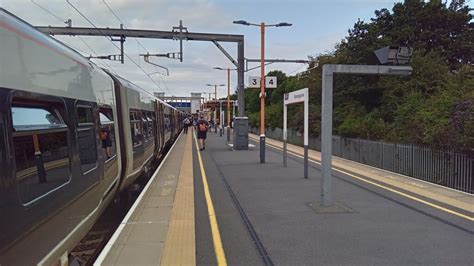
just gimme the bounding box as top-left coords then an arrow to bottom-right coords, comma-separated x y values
244,0 -> 473,153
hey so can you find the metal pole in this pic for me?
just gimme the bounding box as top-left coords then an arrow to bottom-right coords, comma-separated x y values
233,100 -> 236,119
304,88 -> 309,179
220,101 -> 223,137
227,68 -> 231,142
260,22 -> 266,164
215,85 -> 218,133
120,24 -> 125,64
283,104 -> 287,167
321,65 -> 333,206
179,20 -> 184,62
237,40 -> 245,117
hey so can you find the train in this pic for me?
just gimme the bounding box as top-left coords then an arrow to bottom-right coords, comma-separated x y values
0,8 -> 185,265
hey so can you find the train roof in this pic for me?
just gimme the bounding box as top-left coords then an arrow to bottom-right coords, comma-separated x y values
1,8 -> 181,113
105,71 -> 179,111
0,8 -> 93,68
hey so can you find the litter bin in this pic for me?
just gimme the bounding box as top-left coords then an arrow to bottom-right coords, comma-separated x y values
232,117 -> 248,150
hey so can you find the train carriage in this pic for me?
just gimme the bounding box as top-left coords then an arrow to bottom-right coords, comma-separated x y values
0,8 -> 183,265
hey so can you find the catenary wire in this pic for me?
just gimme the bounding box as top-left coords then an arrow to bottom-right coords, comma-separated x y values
66,0 -> 170,95
29,0 -> 118,74
102,0 -> 172,95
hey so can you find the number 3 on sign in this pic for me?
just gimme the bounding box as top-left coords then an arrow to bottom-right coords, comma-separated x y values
248,76 -> 260,88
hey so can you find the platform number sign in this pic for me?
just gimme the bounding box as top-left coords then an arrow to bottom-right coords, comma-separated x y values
248,76 -> 277,89
265,76 -> 277,88
249,76 -> 260,88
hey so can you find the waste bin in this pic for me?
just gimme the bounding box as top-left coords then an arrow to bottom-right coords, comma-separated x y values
232,117 -> 248,150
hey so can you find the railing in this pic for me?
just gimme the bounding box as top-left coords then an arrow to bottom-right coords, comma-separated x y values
250,127 -> 473,194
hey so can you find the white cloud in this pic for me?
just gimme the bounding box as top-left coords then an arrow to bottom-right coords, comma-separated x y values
3,0 -> 349,97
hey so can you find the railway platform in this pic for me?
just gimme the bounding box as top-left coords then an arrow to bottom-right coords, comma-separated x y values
96,128 -> 473,265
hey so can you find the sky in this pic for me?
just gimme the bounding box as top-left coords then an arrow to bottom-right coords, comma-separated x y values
1,0 -> 400,98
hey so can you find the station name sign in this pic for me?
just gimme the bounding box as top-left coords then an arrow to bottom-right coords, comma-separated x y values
284,88 -> 308,105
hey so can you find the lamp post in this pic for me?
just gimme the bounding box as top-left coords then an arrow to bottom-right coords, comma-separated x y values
214,67 -> 237,141
233,20 -> 292,163
206,84 -> 225,130
201,92 -> 213,114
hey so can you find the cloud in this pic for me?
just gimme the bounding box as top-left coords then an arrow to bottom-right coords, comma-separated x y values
3,0 -> 376,97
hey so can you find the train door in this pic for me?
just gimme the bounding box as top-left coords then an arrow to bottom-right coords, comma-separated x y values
152,101 -> 160,155
74,101 -> 100,187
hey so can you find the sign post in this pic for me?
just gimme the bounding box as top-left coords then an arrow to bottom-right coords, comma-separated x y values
220,101 -> 225,137
283,88 -> 309,178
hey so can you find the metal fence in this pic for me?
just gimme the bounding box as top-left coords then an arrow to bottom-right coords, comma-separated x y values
250,127 -> 473,194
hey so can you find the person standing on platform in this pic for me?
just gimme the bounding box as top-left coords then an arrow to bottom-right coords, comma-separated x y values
183,116 -> 190,134
193,113 -> 199,131
209,118 -> 215,132
197,114 -> 209,151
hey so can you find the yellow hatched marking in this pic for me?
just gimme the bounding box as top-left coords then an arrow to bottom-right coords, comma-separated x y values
161,133 -> 196,265
193,131 -> 228,266
251,135 -> 474,222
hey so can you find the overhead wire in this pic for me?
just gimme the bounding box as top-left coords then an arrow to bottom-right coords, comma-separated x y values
287,63 -> 307,75
101,0 -> 173,96
66,0 -> 170,95
77,37 -> 118,75
30,0 -> 65,24
29,0 -> 118,74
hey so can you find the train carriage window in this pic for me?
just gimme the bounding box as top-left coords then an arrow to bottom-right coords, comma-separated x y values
11,103 -> 71,205
142,114 -> 150,141
130,110 -> 143,147
141,111 -> 155,142
12,107 -> 63,128
147,112 -> 155,140
76,105 -> 98,174
99,107 -> 116,160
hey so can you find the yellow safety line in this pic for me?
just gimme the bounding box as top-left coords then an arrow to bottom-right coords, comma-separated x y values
193,131 -> 228,266
256,137 -> 474,222
161,132 -> 195,265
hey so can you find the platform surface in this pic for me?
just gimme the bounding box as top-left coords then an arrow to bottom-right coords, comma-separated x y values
193,130 -> 473,265
96,129 -> 473,265
96,133 -> 195,265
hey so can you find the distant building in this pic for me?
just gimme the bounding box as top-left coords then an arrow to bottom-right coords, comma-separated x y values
154,92 -> 165,99
155,92 -> 203,114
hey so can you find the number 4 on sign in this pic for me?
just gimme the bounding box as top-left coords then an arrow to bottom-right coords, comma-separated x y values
265,76 -> 277,88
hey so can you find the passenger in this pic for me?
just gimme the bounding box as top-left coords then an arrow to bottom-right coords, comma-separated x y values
100,127 -> 112,159
209,119 -> 215,132
197,114 -> 209,151
183,116 -> 191,134
193,114 -> 199,131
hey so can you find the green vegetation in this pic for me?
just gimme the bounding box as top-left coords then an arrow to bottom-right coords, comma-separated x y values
244,0 -> 473,154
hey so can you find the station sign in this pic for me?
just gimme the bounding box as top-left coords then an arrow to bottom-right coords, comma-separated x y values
248,76 -> 277,89
284,88 -> 308,105
283,87 -> 309,178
